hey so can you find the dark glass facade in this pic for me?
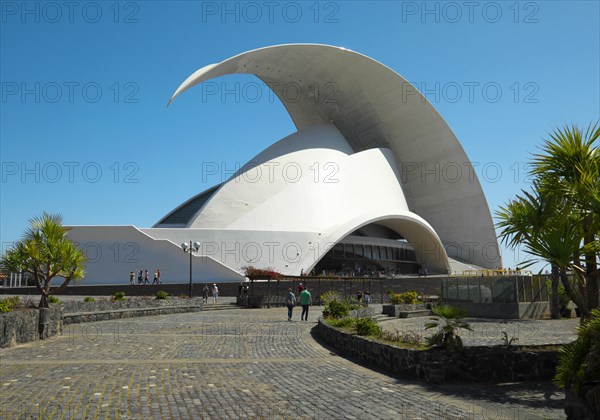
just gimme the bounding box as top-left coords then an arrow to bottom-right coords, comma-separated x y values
313,241 -> 419,276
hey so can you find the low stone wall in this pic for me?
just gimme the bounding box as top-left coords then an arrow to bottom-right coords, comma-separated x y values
1,299 -> 204,347
315,319 -> 558,384
448,302 -> 550,319
62,297 -> 203,324
382,303 -> 430,317
0,306 -> 62,348
63,305 -> 201,324
61,297 -> 204,313
237,295 -> 287,308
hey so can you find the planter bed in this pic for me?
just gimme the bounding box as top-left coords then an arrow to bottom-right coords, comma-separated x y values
316,318 -> 559,384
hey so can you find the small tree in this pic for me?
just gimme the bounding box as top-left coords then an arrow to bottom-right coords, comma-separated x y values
425,305 -> 472,350
1,213 -> 86,308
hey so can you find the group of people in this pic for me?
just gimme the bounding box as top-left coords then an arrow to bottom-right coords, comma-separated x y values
285,282 -> 312,321
201,283 -> 219,304
237,283 -> 249,297
355,290 -> 371,305
129,269 -> 161,285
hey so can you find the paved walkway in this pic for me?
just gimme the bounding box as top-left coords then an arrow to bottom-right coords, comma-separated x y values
0,305 -> 569,419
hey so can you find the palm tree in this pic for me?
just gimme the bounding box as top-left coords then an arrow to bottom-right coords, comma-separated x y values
496,123 -> 600,320
1,212 -> 86,308
425,305 -> 472,350
532,123 -> 600,313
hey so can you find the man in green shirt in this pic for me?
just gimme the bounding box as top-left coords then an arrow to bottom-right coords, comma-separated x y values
300,288 -> 312,321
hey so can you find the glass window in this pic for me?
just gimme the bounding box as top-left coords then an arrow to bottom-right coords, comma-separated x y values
333,243 -> 343,259
364,245 -> 372,260
355,244 -> 364,259
373,246 -> 380,260
394,248 -> 400,261
344,243 -> 354,259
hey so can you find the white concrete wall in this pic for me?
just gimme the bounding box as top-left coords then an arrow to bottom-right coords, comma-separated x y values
67,226 -> 246,285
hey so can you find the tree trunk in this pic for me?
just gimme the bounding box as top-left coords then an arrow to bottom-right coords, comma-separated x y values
583,214 -> 598,311
560,270 -> 589,322
39,294 -> 49,308
551,264 -> 560,319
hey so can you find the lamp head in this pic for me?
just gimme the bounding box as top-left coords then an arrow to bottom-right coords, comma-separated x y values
193,242 -> 201,251
181,242 -> 189,252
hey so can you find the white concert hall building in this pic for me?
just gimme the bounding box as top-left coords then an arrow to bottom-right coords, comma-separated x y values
68,44 -> 501,284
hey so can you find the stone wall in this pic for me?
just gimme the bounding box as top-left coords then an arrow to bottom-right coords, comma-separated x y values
61,297 -> 204,313
449,302 -> 550,319
382,303 -> 430,317
315,319 -> 558,384
0,306 -> 62,348
63,305 -> 202,324
1,298 -> 204,347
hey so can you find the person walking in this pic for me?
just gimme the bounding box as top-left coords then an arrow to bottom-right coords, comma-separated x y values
212,283 -> 219,303
297,282 -> 304,296
156,269 -> 161,284
300,287 -> 312,321
138,270 -> 143,285
144,270 -> 149,284
129,271 -> 135,285
285,288 -> 296,321
202,284 -> 209,304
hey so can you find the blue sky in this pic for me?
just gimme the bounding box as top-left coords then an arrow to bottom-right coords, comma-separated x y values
1,1 -> 599,272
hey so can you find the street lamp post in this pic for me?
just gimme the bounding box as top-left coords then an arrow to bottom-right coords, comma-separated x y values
181,241 -> 200,297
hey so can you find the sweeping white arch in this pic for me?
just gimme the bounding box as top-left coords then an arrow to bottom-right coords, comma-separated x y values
166,44 -> 501,270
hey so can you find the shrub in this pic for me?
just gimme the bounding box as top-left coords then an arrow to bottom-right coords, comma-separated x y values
112,291 -> 126,301
320,290 -> 342,306
83,297 -> 96,303
355,317 -> 381,336
555,308 -> 600,393
48,295 -> 60,304
0,296 -> 19,313
323,298 -> 351,319
389,290 -> 418,304
156,290 -> 169,300
327,317 -> 356,329
242,266 -> 283,280
379,329 -> 423,346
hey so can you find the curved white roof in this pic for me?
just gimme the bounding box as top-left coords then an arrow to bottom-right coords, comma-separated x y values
167,44 -> 500,269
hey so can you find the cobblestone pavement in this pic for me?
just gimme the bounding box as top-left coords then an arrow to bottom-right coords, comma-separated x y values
0,304 -> 568,419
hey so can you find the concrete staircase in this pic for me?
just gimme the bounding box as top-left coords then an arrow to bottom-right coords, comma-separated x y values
202,302 -> 238,312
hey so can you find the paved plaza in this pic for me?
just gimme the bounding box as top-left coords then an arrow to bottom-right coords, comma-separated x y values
0,303 -> 574,419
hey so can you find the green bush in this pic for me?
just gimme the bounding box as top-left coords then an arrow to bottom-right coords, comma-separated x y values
320,290 -> 342,305
0,296 -> 19,313
323,298 -> 351,319
83,297 -> 96,303
327,317 -> 356,329
389,290 -> 418,304
112,291 -> 126,301
355,317 -> 381,336
555,308 -> 600,393
48,295 -> 60,304
156,290 -> 169,300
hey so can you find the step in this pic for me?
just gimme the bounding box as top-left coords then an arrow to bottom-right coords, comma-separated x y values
202,303 -> 238,311
398,310 -> 432,318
